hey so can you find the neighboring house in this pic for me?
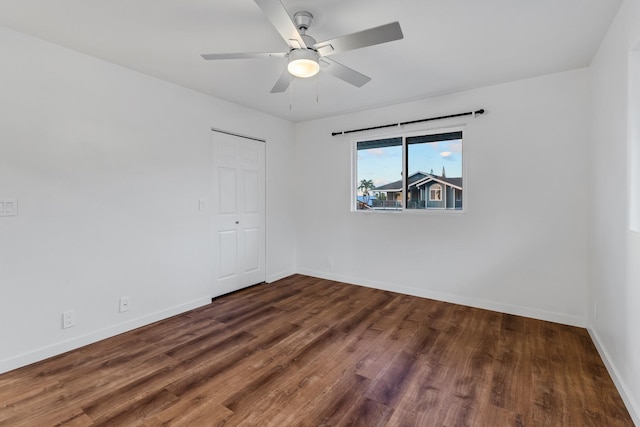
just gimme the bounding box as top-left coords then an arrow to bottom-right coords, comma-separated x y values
373,171 -> 462,210
356,195 -> 376,209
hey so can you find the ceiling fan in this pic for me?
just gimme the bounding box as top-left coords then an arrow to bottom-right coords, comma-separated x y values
201,0 -> 404,93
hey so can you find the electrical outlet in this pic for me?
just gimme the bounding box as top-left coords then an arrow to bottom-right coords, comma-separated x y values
327,256 -> 334,268
62,310 -> 76,329
119,296 -> 130,313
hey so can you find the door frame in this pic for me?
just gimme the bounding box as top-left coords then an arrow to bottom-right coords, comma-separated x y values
210,127 -> 267,296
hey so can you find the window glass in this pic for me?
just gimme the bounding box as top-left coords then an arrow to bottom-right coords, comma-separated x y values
356,138 -> 402,210
406,131 -> 462,210
354,130 -> 463,211
430,184 -> 443,201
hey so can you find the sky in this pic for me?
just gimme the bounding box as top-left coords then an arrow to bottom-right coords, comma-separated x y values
357,139 -> 462,188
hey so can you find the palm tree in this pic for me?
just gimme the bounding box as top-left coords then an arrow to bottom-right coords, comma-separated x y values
358,179 -> 375,206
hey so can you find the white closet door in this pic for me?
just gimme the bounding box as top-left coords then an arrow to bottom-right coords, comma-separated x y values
212,132 -> 265,296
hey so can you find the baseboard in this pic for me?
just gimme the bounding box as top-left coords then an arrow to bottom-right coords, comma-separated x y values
296,268 -> 586,328
588,327 -> 640,426
0,296 -> 211,375
267,268 -> 297,283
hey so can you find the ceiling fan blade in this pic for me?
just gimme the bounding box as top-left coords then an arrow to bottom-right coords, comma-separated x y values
321,58 -> 371,88
254,0 -> 307,49
270,68 -> 291,93
201,52 -> 287,60
314,22 -> 403,57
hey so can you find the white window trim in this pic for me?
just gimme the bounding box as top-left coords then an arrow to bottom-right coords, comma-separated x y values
351,124 -> 467,214
429,184 -> 443,201
629,45 -> 640,232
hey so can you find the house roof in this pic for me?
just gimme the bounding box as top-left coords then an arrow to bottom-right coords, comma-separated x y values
374,172 -> 461,192
374,172 -> 429,192
411,175 -> 462,190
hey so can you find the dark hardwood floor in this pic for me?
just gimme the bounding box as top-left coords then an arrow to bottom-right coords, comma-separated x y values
0,275 -> 633,426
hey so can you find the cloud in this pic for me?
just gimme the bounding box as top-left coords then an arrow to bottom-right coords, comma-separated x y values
438,140 -> 462,161
449,141 -> 463,153
358,147 -> 388,160
369,148 -> 387,157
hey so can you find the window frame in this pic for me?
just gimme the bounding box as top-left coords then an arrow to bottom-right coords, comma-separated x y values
629,46 -> 640,232
429,184 -> 443,201
352,125 -> 467,214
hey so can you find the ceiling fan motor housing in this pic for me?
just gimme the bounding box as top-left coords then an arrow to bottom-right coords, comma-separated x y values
289,11 -> 319,78
293,11 -> 313,32
200,0 -> 403,92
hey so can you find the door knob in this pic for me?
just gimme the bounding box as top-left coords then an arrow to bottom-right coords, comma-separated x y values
235,221 -> 239,224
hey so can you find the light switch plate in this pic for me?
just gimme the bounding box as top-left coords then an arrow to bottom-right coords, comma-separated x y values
0,199 -> 18,217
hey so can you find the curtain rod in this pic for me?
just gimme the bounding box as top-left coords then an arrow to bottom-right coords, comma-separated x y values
331,108 -> 485,137
211,127 -> 266,143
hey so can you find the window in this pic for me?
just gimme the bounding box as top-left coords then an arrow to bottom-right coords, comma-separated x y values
429,184 -> 443,201
355,130 -> 463,211
356,137 -> 402,210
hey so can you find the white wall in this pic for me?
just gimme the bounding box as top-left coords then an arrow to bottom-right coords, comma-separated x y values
589,0 -> 640,423
2,10 -> 637,420
0,25 -> 296,374
295,69 -> 590,327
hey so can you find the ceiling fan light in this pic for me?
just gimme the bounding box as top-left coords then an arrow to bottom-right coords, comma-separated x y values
288,49 -> 320,78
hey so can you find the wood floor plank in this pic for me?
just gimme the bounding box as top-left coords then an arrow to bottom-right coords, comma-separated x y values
146,401 -> 233,427
0,275 -> 633,426
219,326 -> 358,419
335,397 -> 394,427
1,351 -> 176,425
244,327 -> 384,426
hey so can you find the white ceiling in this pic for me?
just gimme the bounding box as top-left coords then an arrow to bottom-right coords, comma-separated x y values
0,0 -> 622,122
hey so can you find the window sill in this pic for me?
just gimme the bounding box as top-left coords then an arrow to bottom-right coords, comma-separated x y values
352,208 -> 466,215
